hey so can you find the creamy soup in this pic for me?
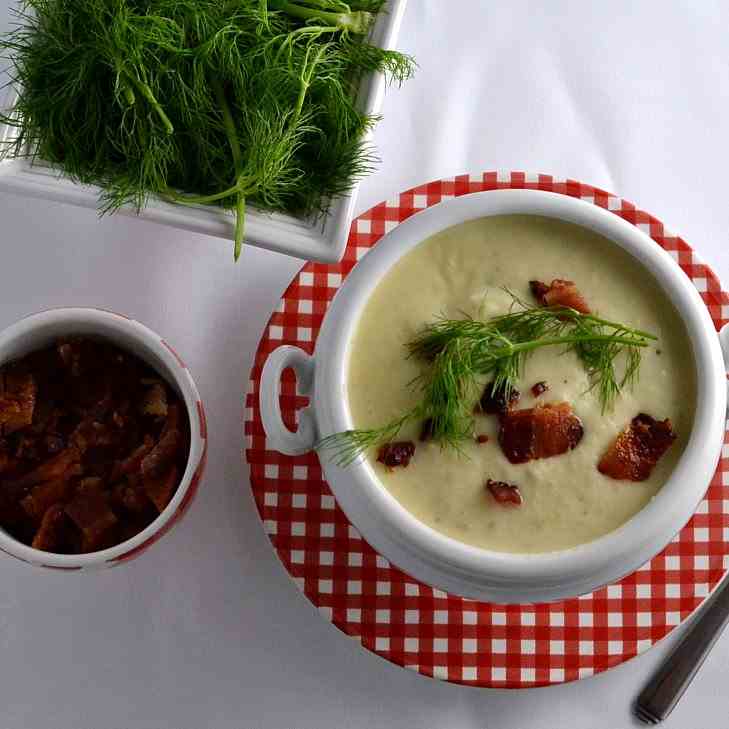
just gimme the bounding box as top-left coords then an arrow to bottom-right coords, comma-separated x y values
346,215 -> 696,553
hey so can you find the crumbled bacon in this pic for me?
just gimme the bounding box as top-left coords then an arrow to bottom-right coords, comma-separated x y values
479,382 -> 520,416
499,402 -> 584,464
112,411 -> 127,430
486,479 -> 523,506
529,279 -> 591,314
139,404 -> 182,479
144,465 -> 179,513
531,381 -> 548,397
377,441 -> 415,469
64,492 -> 118,552
0,489 -> 28,527
57,338 -> 101,378
0,371 -> 36,435
141,428 -> 182,479
598,414 -> 676,481
163,402 -> 182,432
75,477 -> 104,497
70,418 -> 115,455
112,479 -> 151,515
0,339 -> 189,554
14,434 -> 40,461
9,447 -> 81,489
28,401 -> 60,437
140,383 -> 168,417
111,435 -> 155,481
44,434 -> 65,455
31,504 -> 68,551
21,477 -> 75,522
0,443 -> 11,474
476,434 -> 489,444
57,341 -> 80,376
76,378 -> 113,421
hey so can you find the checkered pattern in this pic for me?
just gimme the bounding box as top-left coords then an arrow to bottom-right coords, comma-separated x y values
244,172 -> 729,688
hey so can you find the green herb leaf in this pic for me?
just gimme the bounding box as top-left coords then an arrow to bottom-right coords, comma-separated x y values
319,296 -> 657,465
0,0 -> 415,259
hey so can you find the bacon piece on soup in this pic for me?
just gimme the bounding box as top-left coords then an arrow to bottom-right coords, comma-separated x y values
529,279 -> 550,302
529,279 -> 591,314
0,371 -> 37,435
598,414 -> 676,481
476,434 -> 489,444
377,441 -> 415,469
486,479 -> 523,506
499,402 -> 584,464
479,382 -> 520,416
531,381 -> 548,397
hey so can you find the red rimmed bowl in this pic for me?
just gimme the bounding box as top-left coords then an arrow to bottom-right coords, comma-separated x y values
0,308 -> 207,569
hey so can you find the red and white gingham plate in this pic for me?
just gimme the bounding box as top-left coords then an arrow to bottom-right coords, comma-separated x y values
244,172 -> 729,688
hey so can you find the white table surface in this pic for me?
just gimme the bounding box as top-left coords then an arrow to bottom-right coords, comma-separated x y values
1,1 -> 728,727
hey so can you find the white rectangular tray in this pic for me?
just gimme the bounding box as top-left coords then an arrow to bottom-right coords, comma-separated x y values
0,0 -> 407,262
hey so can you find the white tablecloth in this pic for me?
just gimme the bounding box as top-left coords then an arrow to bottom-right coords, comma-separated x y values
1,2 -> 728,727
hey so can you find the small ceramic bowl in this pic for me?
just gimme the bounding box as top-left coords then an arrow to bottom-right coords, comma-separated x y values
0,307 -> 207,570
259,189 -> 729,603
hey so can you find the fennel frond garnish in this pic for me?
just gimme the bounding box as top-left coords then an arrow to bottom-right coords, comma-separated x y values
318,300 -> 657,466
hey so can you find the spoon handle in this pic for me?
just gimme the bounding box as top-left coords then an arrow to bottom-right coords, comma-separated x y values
635,578 -> 729,724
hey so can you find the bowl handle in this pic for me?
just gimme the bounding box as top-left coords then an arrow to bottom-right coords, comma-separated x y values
719,325 -> 729,398
259,345 -> 317,455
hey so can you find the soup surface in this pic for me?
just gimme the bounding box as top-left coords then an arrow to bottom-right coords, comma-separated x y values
346,215 -> 696,553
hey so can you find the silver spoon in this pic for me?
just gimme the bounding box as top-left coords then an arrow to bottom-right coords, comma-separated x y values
635,576 -> 729,723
